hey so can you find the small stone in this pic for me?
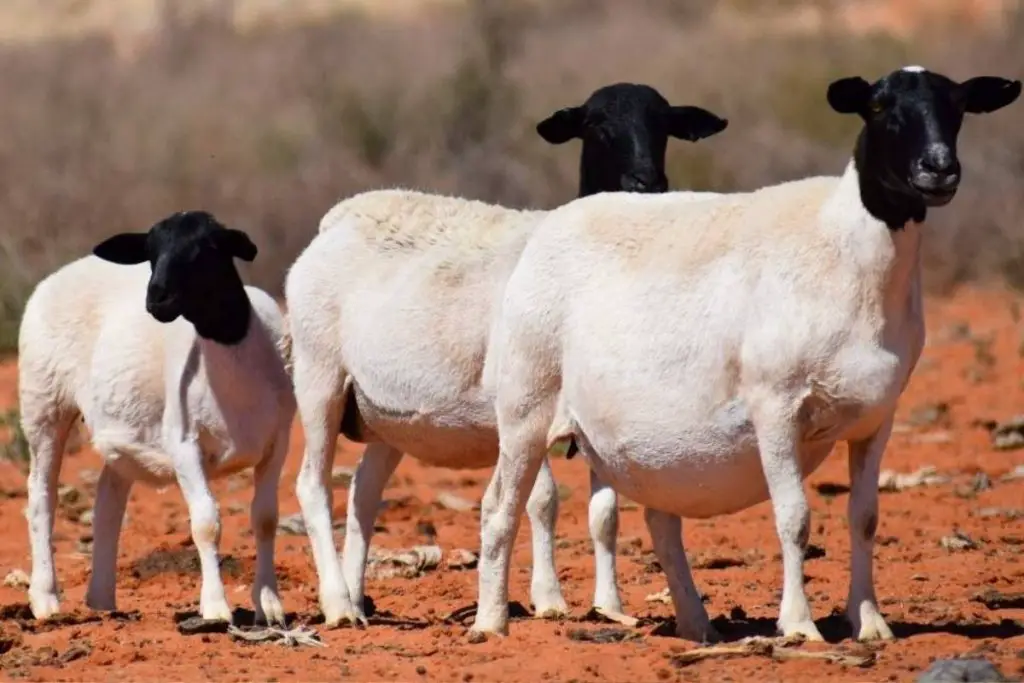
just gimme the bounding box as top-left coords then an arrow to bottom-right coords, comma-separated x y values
435,491 -> 476,512
466,630 -> 487,645
3,569 -> 29,589
916,658 -> 1009,682
276,513 -> 306,536
940,532 -> 977,552
58,484 -> 82,507
331,466 -> 356,488
447,549 -> 478,570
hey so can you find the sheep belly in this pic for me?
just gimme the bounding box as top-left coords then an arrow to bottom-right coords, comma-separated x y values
354,388 -> 500,469
573,402 -> 835,519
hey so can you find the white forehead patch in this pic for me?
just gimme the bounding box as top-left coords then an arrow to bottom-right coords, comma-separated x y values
901,65 -> 927,73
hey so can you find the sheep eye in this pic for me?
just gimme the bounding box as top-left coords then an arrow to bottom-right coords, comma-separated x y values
869,100 -> 886,114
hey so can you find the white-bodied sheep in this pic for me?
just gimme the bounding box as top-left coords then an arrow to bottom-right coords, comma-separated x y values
20,211 -> 295,624
475,67 -> 1021,642
285,83 -> 729,626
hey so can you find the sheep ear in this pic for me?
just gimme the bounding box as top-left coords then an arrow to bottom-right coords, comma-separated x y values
667,106 -> 728,142
959,77 -> 1022,114
217,228 -> 258,262
92,233 -> 149,265
536,106 -> 584,144
827,77 -> 872,115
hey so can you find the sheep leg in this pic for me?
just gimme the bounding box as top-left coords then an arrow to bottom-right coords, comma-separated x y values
643,507 -> 718,642
341,442 -> 403,621
753,400 -> 822,641
292,354 -> 357,627
526,456 -> 568,618
24,409 -> 75,620
473,439 -> 546,636
588,469 -> 623,613
172,441 -> 232,622
846,417 -> 894,641
85,464 -> 132,611
250,432 -> 288,626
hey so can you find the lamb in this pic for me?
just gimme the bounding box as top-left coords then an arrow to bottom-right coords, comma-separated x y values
20,211 -> 296,624
475,66 -> 1021,643
285,82 -> 729,627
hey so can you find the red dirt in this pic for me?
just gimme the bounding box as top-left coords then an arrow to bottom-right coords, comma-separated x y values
1,286 -> 1023,682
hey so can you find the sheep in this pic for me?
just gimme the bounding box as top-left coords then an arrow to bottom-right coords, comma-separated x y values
20,211 -> 296,625
285,82 -> 729,627
475,66 -> 1021,643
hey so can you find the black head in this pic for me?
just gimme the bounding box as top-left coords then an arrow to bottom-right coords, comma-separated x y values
536,82 -> 728,197
828,66 -> 1020,225
92,211 -> 258,344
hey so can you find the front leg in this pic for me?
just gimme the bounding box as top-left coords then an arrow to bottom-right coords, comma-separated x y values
752,395 -> 823,641
342,442 -> 403,623
172,440 -> 232,622
250,430 -> 289,626
846,417 -> 895,641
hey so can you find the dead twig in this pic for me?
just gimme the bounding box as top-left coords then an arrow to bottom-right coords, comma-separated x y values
668,635 -> 875,668
227,624 -> 326,648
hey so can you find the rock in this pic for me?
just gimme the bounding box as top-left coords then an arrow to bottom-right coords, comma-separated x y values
57,484 -> 82,507
879,466 -> 949,492
331,466 -> 356,488
3,569 -> 29,589
435,491 -> 476,512
999,465 -> 1024,482
971,588 -> 1024,610
986,417 -> 1024,451
940,532 -> 977,552
916,658 -> 1009,682
908,402 -> 950,427
276,513 -> 306,536
447,549 -> 478,571
364,545 -> 442,580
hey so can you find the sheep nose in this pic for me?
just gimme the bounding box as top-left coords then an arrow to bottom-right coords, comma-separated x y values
918,145 -> 960,179
147,282 -> 171,305
622,173 -> 666,193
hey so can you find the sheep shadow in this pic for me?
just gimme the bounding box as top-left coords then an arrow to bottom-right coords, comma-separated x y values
131,546 -> 242,581
647,612 -> 1024,644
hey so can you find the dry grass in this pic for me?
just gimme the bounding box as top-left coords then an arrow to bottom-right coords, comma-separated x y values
0,0 -> 1022,352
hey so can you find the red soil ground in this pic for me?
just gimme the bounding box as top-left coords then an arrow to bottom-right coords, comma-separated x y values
1,286 -> 1023,682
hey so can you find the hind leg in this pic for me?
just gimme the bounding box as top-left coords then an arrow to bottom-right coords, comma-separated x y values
292,351 -> 357,627
85,464 -> 133,611
644,507 -> 718,642
526,457 -> 568,618
342,442 -> 402,622
24,405 -> 75,620
251,429 -> 289,626
589,470 -> 623,614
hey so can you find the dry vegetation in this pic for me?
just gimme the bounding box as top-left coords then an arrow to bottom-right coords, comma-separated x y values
1,0 -> 1023,351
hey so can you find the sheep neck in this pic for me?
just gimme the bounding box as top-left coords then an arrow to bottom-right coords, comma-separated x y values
829,160 -> 923,329
186,285 -> 252,346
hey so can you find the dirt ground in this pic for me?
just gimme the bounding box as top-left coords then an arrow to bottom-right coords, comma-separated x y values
1,287 -> 1023,682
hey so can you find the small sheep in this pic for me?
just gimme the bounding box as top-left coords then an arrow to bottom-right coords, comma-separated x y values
475,67 -> 1021,642
286,83 -> 728,626
20,211 -> 296,624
